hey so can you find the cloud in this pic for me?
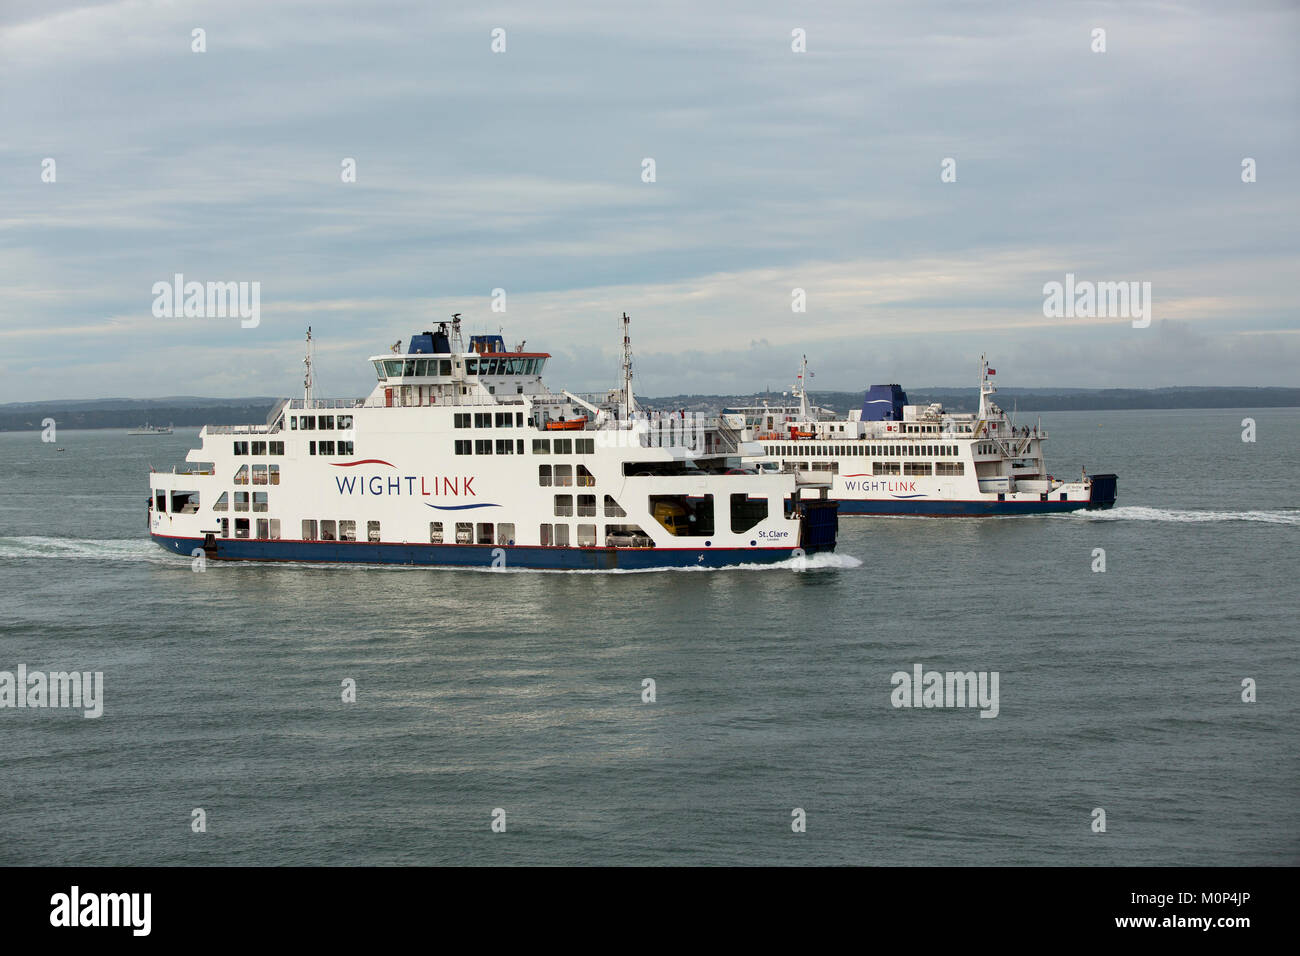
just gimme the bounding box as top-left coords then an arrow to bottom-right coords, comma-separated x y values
0,0 -> 1296,401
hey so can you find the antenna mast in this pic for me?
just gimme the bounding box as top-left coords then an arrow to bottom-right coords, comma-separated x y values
303,326 -> 314,405
621,312 -> 636,413
450,313 -> 464,353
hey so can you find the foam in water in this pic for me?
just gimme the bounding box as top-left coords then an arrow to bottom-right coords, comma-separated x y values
0,536 -> 163,561
1072,507 -> 1300,525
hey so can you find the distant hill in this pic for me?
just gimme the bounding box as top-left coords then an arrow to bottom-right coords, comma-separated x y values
1,387 -> 1297,431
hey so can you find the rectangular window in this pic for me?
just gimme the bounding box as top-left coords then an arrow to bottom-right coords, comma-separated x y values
873,461 -> 901,476
455,522 -> 473,544
252,491 -> 269,512
269,441 -> 284,455
475,439 -> 493,455
318,440 -> 335,456
474,412 -> 492,428
538,465 -> 552,487
476,522 -> 494,545
539,524 -> 552,547
337,441 -> 354,455
269,518 -> 280,540
234,518 -> 250,539
367,520 -> 381,542
575,438 -> 594,454
319,416 -> 334,430
233,441 -> 248,455
495,412 -> 511,428
290,417 -> 298,430
338,416 -> 353,431
234,491 -> 250,512
517,439 -> 524,454
455,440 -> 472,455
251,441 -> 267,455
554,495 -> 574,517
497,523 -> 515,545
904,462 -> 932,476
576,524 -> 597,547
730,494 -> 768,533
533,439 -> 551,454
301,417 -> 316,431
553,438 -> 572,454
309,441 -> 316,455
302,519 -> 317,540
495,439 -> 513,455
252,464 -> 268,485
554,464 -> 573,487
577,494 -> 596,517
454,413 -> 471,428
516,413 -> 523,427
553,524 -> 570,547
429,522 -> 443,544
339,520 -> 356,541
257,518 -> 270,539
320,519 -> 337,541
935,462 -> 965,476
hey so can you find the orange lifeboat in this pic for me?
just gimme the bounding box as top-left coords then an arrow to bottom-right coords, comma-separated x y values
545,417 -> 588,431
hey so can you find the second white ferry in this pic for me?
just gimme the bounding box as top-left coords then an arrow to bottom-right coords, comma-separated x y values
147,315 -> 838,569
731,357 -> 1117,516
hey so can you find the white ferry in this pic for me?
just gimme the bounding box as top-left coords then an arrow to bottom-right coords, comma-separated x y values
128,423 -> 173,435
731,357 -> 1117,516
147,316 -> 838,569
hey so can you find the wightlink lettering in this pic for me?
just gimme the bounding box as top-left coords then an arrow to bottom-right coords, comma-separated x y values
841,480 -> 918,493
334,475 -> 476,496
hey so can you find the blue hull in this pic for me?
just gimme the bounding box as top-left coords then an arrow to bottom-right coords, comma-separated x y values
150,533 -> 823,570
835,497 -> 1113,516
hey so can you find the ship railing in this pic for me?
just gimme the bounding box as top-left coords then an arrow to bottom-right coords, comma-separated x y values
204,423 -> 279,435
289,398 -> 365,409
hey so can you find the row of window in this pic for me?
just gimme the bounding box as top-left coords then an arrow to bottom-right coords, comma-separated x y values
301,519 -> 382,542
233,441 -> 286,455
454,412 -> 526,428
859,462 -> 967,476
454,439 -> 525,455
290,415 -> 353,431
233,464 -> 280,485
308,441 -> 355,456
216,517 -> 279,539
378,359 -> 456,379
766,444 -> 960,458
212,491 -> 269,512
534,438 -> 595,455
429,521 -> 518,545
538,465 -> 596,487
552,494 -> 627,518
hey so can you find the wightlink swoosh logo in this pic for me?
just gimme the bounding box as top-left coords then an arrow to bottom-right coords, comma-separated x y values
424,502 -> 502,511
331,459 -> 396,468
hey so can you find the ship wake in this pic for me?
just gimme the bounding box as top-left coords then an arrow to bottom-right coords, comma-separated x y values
1071,506 -> 1300,526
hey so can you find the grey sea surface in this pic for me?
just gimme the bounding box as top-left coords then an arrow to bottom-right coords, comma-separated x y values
0,408 -> 1296,865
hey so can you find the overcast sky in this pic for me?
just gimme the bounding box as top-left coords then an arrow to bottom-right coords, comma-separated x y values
1,0 -> 1297,402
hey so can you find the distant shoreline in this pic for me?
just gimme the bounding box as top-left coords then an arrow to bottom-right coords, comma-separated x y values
2,388 -> 1299,431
